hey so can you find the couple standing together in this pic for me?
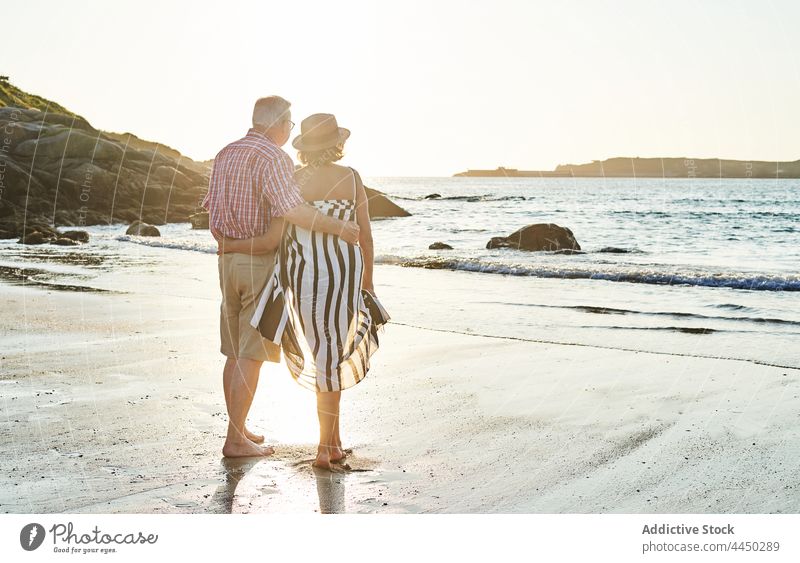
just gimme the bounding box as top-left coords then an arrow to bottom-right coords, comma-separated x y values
201,96 -> 390,470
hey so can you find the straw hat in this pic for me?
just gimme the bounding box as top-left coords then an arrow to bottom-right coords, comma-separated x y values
292,113 -> 350,151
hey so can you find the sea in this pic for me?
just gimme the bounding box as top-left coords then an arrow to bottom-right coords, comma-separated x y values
2,177 -> 799,370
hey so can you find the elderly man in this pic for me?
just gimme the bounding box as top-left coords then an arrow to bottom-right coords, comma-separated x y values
202,96 -> 360,458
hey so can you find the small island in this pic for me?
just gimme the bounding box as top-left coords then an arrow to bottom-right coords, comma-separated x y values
454,157 -> 800,178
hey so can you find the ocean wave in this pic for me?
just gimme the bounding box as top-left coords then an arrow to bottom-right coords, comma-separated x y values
610,209 -> 799,220
589,325 -> 719,334
596,246 -> 643,254
611,210 -> 672,216
115,235 -> 217,254
374,255 -> 800,291
477,301 -> 800,327
711,303 -> 752,311
112,233 -> 798,292
393,194 -> 529,202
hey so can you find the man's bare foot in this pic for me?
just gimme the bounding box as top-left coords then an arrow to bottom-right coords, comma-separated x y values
244,427 -> 264,443
222,439 -> 275,458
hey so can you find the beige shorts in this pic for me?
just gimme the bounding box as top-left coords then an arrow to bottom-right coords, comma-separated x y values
218,251 -> 281,362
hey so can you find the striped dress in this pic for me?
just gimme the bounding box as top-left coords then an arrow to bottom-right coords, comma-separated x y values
250,168 -> 390,392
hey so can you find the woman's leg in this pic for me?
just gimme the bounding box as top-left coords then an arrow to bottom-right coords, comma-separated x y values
314,390 -> 343,468
329,405 -> 346,461
333,409 -> 343,453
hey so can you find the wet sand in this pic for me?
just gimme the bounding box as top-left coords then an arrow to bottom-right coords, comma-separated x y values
1,265 -> 799,513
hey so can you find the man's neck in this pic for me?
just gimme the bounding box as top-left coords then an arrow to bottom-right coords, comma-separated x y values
252,126 -> 280,145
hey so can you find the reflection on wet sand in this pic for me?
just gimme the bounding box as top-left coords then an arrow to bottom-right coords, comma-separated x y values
312,466 -> 347,514
212,457 -> 260,514
212,446 -> 380,514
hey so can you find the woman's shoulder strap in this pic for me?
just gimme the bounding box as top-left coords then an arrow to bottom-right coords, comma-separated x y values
348,166 -> 361,201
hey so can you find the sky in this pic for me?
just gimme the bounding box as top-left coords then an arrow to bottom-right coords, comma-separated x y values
4,0 -> 799,176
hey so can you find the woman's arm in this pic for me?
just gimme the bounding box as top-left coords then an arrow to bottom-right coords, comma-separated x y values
281,204 -> 359,242
353,170 -> 375,293
216,217 -> 285,255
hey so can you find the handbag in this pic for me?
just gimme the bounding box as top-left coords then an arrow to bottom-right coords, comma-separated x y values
361,288 -> 391,328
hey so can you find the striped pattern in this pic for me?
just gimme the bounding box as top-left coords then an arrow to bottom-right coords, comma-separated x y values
250,172 -> 390,392
201,128 -> 306,240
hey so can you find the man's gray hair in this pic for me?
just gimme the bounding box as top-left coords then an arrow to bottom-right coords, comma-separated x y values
252,96 -> 291,129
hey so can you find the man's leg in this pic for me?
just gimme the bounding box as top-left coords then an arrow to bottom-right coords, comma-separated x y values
223,357 -> 273,457
219,253 -> 272,458
223,357 -> 264,444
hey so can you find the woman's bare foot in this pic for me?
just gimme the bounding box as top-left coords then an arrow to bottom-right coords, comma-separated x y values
330,446 -> 347,463
313,445 -> 346,470
330,433 -> 346,462
244,427 -> 264,443
222,438 -> 274,458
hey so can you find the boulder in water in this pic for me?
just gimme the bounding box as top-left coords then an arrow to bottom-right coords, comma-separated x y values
364,186 -> 411,218
61,230 -> 90,243
126,221 -> 161,237
486,223 -> 581,251
51,237 -> 80,246
429,242 -> 453,250
18,231 -> 50,245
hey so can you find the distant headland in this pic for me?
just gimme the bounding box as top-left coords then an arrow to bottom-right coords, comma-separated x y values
454,157 -> 800,179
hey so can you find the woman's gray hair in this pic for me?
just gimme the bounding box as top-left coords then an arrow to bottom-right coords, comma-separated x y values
252,96 -> 291,129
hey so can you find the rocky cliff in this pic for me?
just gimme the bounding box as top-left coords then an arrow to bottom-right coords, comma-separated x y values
0,79 -> 209,238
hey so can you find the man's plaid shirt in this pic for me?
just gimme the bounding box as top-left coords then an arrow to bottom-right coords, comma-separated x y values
201,128 -> 305,239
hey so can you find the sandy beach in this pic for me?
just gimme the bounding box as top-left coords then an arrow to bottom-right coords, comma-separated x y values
2,254 -> 798,514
